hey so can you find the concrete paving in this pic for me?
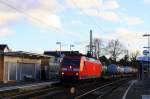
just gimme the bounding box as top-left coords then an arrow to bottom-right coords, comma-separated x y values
105,79 -> 150,99
0,80 -> 59,93
126,80 -> 150,99
104,80 -> 133,99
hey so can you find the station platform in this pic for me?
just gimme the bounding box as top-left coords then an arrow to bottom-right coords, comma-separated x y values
125,79 -> 150,99
0,80 -> 59,93
105,79 -> 150,99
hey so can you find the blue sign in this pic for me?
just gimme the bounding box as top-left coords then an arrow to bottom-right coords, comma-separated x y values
143,50 -> 149,55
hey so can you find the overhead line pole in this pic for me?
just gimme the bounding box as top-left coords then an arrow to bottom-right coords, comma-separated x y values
90,30 -> 93,56
56,42 -> 61,57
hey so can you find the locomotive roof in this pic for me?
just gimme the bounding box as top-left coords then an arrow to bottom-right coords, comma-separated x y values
63,55 -> 98,61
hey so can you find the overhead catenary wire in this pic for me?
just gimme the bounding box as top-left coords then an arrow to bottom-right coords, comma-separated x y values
74,40 -> 89,44
0,0 -> 106,51
0,0 -> 66,34
70,0 -> 108,53
0,0 -> 106,36
70,0 -> 106,34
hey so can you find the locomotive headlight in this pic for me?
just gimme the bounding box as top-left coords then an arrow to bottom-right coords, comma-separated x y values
75,72 -> 79,76
70,66 -> 72,69
61,72 -> 64,75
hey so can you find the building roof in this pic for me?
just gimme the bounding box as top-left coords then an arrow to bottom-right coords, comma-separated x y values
44,51 -> 79,57
4,51 -> 53,59
0,44 -> 9,52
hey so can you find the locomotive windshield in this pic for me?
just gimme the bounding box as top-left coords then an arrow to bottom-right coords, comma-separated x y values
62,58 -> 80,66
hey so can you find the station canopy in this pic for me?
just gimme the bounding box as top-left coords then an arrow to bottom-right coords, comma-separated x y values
137,56 -> 150,62
1,51 -> 53,59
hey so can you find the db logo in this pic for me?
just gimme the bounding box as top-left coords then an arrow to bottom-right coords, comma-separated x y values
143,50 -> 149,56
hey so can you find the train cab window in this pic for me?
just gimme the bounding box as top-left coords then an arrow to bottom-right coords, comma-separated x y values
88,58 -> 97,62
62,59 -> 80,66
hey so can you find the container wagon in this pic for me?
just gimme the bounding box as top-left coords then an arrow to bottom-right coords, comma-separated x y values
107,64 -> 118,74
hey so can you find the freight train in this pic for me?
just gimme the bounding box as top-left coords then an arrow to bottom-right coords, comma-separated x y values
59,55 -> 138,82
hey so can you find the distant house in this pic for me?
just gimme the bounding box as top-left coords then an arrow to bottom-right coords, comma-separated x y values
0,44 -> 11,52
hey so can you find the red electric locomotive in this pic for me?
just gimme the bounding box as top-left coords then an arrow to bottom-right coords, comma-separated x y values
59,55 -> 102,82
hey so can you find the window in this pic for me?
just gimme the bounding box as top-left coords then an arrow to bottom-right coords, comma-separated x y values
62,59 -> 80,67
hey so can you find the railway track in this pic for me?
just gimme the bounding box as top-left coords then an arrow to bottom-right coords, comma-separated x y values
2,86 -> 62,99
74,79 -> 127,99
3,78 -> 131,99
28,79 -> 112,99
2,80 -> 102,99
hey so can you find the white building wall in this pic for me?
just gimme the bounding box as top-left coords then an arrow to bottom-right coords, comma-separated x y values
3,56 -> 41,83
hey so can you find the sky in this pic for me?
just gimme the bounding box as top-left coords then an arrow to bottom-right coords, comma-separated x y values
0,0 -> 150,54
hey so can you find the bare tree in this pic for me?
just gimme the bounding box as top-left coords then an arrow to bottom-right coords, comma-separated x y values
93,38 -> 103,58
130,51 -> 140,68
86,38 -> 103,58
105,39 -> 125,62
130,51 -> 140,61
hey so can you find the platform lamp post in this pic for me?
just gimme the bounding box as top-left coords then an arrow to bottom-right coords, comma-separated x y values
143,34 -> 150,79
56,42 -> 61,57
142,47 -> 150,80
70,44 -> 75,53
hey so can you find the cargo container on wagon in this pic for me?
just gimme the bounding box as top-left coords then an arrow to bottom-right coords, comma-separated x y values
107,64 -> 118,75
